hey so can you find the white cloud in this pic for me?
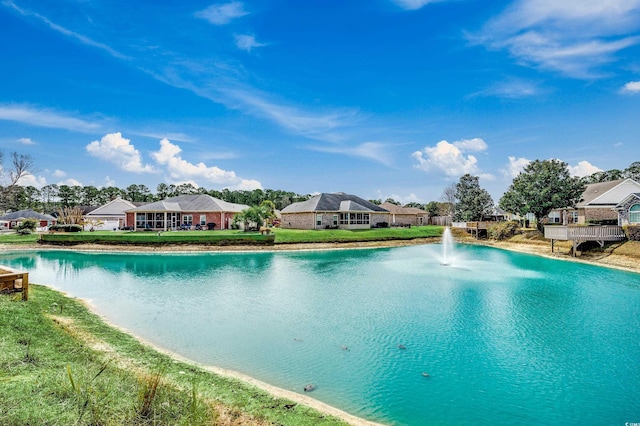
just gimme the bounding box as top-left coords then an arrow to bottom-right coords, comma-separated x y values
58,178 -> 83,186
234,34 -> 266,52
502,156 -> 531,178
150,138 -> 262,190
86,132 -> 157,173
17,137 -> 35,145
17,173 -> 47,188
391,0 -> 442,10
473,0 -> 640,78
569,160 -> 602,177
52,169 -> 66,178
0,104 -> 100,132
104,176 -> 116,187
621,80 -> 640,93
412,138 -> 489,177
196,1 -> 248,25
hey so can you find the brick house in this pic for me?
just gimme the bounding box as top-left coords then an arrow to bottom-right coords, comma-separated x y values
548,179 -> 640,224
124,194 -> 248,231
380,202 -> 429,226
281,193 -> 390,230
0,209 -> 57,230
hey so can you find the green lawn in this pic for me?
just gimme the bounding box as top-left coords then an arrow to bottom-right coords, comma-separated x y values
271,226 -> 444,244
0,232 -> 39,244
0,285 -> 347,425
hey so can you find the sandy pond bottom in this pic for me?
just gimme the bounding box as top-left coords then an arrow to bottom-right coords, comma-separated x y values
2,244 -> 640,425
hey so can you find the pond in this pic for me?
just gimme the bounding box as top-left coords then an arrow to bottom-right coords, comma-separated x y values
2,244 -> 640,425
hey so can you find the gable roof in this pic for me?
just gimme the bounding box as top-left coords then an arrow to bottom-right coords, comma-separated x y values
86,197 -> 138,216
380,202 -> 427,215
126,194 -> 248,213
576,178 -> 640,207
0,209 -> 56,221
615,193 -> 640,210
281,193 -> 389,214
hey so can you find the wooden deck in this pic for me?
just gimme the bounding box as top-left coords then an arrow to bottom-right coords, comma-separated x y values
544,225 -> 626,256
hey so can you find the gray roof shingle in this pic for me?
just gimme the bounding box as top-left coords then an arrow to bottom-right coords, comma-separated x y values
126,195 -> 248,213
282,193 -> 389,213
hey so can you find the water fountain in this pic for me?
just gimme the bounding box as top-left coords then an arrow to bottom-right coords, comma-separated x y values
441,227 -> 455,266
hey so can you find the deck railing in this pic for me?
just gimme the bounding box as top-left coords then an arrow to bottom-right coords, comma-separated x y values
544,225 -> 626,241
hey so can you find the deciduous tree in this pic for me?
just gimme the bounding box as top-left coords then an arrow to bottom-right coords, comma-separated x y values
499,159 -> 584,231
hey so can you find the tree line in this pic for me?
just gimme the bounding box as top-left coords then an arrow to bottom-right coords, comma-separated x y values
1,148 -> 638,228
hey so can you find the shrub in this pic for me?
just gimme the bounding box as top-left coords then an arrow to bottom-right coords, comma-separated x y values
623,225 -> 640,241
17,228 -> 33,235
16,218 -> 38,232
49,224 -> 83,232
488,220 -> 521,240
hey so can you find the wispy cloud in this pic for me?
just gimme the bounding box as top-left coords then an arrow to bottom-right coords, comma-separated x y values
471,78 -> 542,99
234,34 -> 266,52
412,138 -> 492,178
219,86 -> 361,139
151,138 -> 261,190
195,1 -> 249,25
86,132 -> 157,173
391,0 -> 444,10
307,142 -> 393,166
3,0 -> 130,60
0,104 -> 101,132
621,80 -> 640,94
471,0 -> 640,78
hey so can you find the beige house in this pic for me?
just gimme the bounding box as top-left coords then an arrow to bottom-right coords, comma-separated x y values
83,197 -> 140,230
281,193 -> 390,230
380,202 -> 429,226
549,179 -> 640,224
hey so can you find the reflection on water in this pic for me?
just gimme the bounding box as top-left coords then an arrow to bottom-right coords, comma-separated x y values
2,246 -> 640,426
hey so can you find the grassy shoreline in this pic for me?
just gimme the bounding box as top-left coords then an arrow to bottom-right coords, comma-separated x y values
0,285 -> 360,425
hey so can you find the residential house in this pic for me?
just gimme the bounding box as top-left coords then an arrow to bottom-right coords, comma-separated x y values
281,193 -> 390,229
380,202 -> 429,226
125,194 -> 248,231
548,179 -> 640,224
0,209 -> 57,231
615,193 -> 640,226
83,197 -> 141,230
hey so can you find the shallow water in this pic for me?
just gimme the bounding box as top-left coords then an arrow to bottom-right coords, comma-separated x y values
2,245 -> 640,425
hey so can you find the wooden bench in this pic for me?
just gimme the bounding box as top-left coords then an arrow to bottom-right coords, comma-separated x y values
0,271 -> 29,301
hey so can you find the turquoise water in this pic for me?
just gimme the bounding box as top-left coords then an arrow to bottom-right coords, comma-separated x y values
2,245 -> 640,425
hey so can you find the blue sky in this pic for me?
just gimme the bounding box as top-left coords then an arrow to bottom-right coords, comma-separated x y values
2,0 -> 639,204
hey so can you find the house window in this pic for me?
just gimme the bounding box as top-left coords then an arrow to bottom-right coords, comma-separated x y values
339,213 -> 349,225
570,211 -> 578,223
548,211 -> 561,223
332,215 -> 338,226
200,214 -> 207,226
182,214 -> 193,226
316,214 -> 322,227
630,204 -> 640,224
136,212 -> 147,228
